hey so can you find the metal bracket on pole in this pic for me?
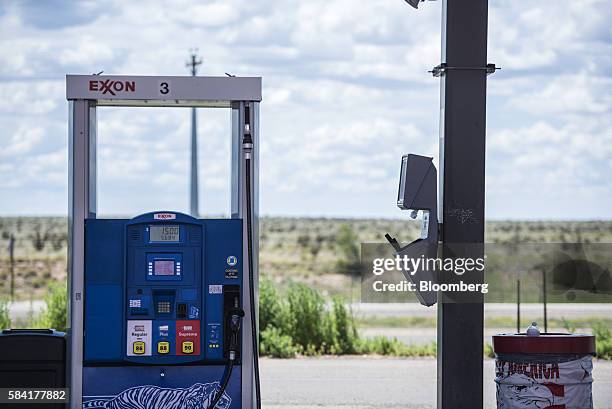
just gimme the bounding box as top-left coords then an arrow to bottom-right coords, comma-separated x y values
429,63 -> 500,77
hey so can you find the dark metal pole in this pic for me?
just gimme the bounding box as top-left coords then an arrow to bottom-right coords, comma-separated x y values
436,0 -> 490,407
543,269 -> 547,333
517,280 -> 521,333
9,234 -> 15,302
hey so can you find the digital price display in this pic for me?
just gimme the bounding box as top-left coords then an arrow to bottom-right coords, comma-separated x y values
154,260 -> 175,276
150,225 -> 180,242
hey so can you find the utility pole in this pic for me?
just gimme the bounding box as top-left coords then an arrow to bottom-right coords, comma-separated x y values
186,50 -> 202,218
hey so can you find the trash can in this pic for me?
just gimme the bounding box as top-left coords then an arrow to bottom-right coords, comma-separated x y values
493,332 -> 596,409
0,329 -> 66,408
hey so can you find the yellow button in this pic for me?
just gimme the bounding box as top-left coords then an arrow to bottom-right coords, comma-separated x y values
133,341 -> 145,355
157,341 -> 170,354
182,341 -> 194,354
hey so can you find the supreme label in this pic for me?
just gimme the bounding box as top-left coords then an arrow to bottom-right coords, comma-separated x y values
175,320 -> 200,356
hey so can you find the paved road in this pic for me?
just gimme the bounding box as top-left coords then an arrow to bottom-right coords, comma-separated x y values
352,302 -> 612,319
360,325 -> 598,345
8,301 -> 611,323
261,357 -> 612,409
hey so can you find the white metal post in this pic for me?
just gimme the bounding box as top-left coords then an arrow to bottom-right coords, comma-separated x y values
68,100 -> 96,409
231,101 -> 259,409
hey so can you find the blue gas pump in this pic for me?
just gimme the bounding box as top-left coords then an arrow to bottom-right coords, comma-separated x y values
66,75 -> 262,409
82,212 -> 243,407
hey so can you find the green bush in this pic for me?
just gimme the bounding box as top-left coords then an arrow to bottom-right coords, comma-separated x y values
259,278 -> 291,334
561,317 -> 577,333
260,279 -> 354,356
593,322 -> 612,360
38,283 -> 67,332
0,299 -> 11,330
287,283 -> 326,354
258,278 -> 435,358
335,224 -> 361,276
329,297 -> 358,354
260,327 -> 299,358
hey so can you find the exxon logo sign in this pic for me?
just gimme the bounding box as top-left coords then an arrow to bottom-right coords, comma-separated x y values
154,213 -> 176,220
89,79 -> 136,96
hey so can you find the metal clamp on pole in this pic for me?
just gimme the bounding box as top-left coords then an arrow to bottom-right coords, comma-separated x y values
429,62 -> 500,77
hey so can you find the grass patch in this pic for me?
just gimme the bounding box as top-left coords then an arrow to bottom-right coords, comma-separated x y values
358,315 -> 612,331
357,336 -> 436,357
0,298 -> 10,329
357,316 -> 436,328
36,282 -> 67,331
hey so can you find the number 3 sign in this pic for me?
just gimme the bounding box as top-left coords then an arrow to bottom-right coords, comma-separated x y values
158,80 -> 171,96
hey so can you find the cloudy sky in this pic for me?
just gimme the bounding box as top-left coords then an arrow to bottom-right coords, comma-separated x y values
0,0 -> 610,219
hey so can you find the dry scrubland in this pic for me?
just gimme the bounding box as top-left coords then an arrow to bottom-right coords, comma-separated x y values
1,217 -> 611,358
1,217 -> 612,300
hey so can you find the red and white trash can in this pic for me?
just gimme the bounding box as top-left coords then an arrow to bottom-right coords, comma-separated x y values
493,331 -> 596,409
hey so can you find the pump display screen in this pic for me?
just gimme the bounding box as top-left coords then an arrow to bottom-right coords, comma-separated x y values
150,226 -> 180,242
154,260 -> 175,276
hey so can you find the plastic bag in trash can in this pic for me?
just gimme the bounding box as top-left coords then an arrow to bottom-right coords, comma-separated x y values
495,355 -> 593,409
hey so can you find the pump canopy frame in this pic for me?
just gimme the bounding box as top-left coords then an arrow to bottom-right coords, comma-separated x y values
66,74 -> 261,409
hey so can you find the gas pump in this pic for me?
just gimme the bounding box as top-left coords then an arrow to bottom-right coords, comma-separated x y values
66,75 -> 262,409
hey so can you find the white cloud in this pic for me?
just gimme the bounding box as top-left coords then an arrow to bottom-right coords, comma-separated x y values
58,36 -> 115,67
0,126 -> 45,156
508,74 -> 611,115
0,81 -> 62,115
487,119 -> 612,205
0,0 -> 609,218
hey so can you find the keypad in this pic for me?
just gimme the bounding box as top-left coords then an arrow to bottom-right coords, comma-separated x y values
157,301 -> 171,314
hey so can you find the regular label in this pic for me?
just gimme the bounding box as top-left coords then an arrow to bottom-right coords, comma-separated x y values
127,320 -> 152,356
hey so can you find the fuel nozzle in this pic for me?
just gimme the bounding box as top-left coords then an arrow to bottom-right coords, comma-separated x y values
227,297 -> 244,361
